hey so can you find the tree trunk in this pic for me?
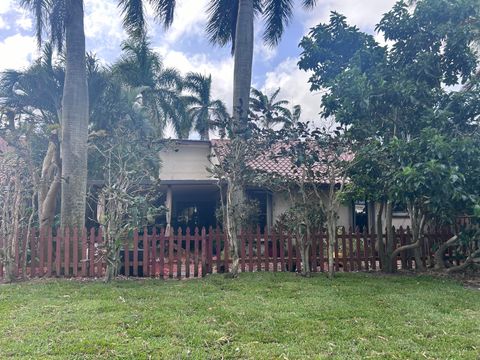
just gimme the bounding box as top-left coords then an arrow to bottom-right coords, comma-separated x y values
327,212 -> 337,279
434,235 -> 459,270
233,0 -> 254,136
38,141 -> 61,233
60,0 -> 89,229
384,201 -> 395,272
226,181 -> 245,278
298,233 -> 311,277
376,202 -> 385,270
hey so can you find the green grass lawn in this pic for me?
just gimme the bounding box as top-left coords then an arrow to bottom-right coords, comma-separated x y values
0,273 -> 478,359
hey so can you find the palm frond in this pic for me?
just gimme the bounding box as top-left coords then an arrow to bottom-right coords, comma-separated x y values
206,0 -> 262,54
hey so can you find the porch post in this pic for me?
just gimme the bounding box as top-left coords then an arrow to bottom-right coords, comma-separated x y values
266,193 -> 273,231
165,185 -> 173,236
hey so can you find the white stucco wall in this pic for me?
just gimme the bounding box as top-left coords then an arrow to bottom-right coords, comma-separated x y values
372,203 -> 412,229
271,191 -> 353,228
159,142 -> 212,181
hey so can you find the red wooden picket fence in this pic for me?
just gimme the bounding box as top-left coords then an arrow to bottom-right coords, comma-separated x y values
0,226 -> 461,280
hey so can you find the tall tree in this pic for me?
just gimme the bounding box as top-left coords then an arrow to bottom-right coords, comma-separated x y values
113,37 -> 184,138
183,73 -> 229,140
206,0 -> 317,134
250,87 -> 293,129
206,0 -> 317,277
20,0 -> 178,228
299,0 -> 480,272
20,0 -> 89,228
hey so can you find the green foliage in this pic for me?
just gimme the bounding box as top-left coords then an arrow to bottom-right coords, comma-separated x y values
299,0 -> 480,223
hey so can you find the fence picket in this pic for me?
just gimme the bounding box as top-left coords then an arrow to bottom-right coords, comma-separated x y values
208,227 -> 214,274
124,236 -> 130,277
311,230 -> 317,273
169,228 -> 175,278
56,228 -> 62,277
272,229 -> 277,272
240,229 -> 246,273
370,227 -> 377,270
256,226 -> 262,271
201,227 -> 207,278
81,228 -> 87,277
177,227 -> 183,279
89,228 -> 95,277
133,229 -> 139,277
355,228 -> 361,271
159,228 -> 165,279
38,228 -> 45,277
224,231 -> 230,273
142,228 -> 149,278
72,227 -> 78,277
152,228 -> 158,277
185,228 -> 191,278
29,229 -> 36,278
1,226 -> 463,280
342,228 -> 348,271
287,233 -> 293,272
215,227 -> 221,273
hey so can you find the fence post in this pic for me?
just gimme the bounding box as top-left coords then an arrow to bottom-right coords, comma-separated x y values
89,228 -> 95,277
133,229 -> 139,277
124,235 -> 130,277
355,227 -> 362,271
143,227 -> 149,278
159,227 -> 165,279
185,228 -> 191,278
72,227 -> 78,277
193,227 -> 199,277
256,226 -> 262,271
64,227 -> 70,277
240,229 -> 246,273
207,227 -> 213,274
177,227 -> 183,279
272,228 -> 277,272
38,227 -> 45,277
56,228 -> 62,277
151,227 -> 157,277
201,227 -> 207,278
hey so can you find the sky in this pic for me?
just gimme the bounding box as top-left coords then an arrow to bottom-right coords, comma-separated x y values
0,0 -> 398,136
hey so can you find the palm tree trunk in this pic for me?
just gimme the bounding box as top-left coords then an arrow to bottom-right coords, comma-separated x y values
60,0 -> 89,229
233,0 -> 254,135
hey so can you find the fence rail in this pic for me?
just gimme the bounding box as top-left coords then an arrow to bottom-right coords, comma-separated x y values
0,226 -> 465,280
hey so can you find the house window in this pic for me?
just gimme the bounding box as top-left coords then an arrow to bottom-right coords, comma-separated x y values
353,200 -> 368,230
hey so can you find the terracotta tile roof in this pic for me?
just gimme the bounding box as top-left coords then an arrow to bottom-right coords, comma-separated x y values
210,139 -> 351,183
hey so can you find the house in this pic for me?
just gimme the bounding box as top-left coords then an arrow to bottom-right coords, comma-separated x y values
159,139 -> 410,232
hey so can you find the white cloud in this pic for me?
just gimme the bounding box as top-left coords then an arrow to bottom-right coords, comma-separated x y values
15,14 -> 32,31
84,0 -> 126,54
263,58 -> 324,124
0,34 -> 37,71
304,0 -> 398,33
164,0 -> 209,44
0,0 -> 14,14
0,16 -> 9,30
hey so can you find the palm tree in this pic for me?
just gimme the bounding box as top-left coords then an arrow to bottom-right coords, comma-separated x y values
206,1 -> 317,277
250,87 -> 293,129
207,0 -> 317,135
183,73 -> 229,140
113,37 -> 184,137
20,0 -> 177,228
